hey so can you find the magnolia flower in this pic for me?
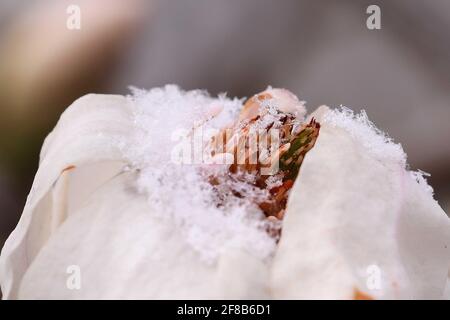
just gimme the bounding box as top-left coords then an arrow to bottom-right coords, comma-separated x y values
1,86 -> 449,299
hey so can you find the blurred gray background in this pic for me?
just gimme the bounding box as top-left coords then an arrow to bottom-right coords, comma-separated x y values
0,0 -> 449,251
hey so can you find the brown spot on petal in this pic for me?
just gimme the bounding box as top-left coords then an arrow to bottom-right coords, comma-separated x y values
256,93 -> 272,101
354,288 -> 374,300
61,165 -> 76,173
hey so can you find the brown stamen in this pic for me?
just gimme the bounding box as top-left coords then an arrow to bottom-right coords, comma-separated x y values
208,93 -> 320,237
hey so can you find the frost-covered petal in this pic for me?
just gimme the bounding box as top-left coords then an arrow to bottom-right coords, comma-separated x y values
17,170 -> 269,299
1,91 -> 270,299
271,107 -> 450,299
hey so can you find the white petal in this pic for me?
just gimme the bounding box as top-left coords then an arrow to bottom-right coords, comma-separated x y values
271,107 -> 450,299
1,93 -> 269,299
0,94 -> 134,298
17,170 -> 270,299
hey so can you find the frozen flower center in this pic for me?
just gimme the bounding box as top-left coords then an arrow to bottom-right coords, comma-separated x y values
123,86 -> 319,262
205,92 -> 321,236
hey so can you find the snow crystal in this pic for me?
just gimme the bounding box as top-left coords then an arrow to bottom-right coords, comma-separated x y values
120,85 -> 277,264
409,169 -> 435,197
323,106 -> 407,167
324,106 -> 435,198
